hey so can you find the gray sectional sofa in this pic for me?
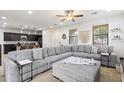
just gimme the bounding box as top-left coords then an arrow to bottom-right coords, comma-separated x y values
4,45 -> 117,82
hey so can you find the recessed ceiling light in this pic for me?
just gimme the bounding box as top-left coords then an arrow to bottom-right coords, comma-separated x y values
60,22 -> 63,25
2,25 -> 6,27
28,11 -> 33,14
22,27 -> 25,29
20,30 -> 23,33
107,10 -> 111,12
49,26 -> 53,28
1,16 -> 7,19
24,26 -> 28,28
43,31 -> 46,35
39,28 -> 42,30
28,32 -> 30,35
3,22 -> 7,25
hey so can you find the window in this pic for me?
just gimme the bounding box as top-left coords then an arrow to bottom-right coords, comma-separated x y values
93,24 -> 108,45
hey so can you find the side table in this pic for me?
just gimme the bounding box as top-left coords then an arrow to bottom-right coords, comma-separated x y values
17,59 -> 33,82
101,53 -> 110,67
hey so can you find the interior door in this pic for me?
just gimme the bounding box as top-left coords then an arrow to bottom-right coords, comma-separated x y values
69,29 -> 78,45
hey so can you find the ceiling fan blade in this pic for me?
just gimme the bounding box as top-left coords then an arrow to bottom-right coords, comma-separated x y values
74,15 -> 83,17
72,19 -> 75,22
56,15 -> 65,17
65,10 -> 70,16
60,19 -> 65,22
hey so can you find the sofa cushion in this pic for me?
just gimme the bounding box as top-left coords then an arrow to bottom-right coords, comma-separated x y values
65,46 -> 69,52
8,51 -> 17,61
73,52 -> 88,58
44,55 -> 61,64
20,59 -> 48,74
44,52 -> 73,65
42,47 -> 48,58
33,48 -> 43,60
78,45 -> 85,52
16,49 -> 32,61
84,45 -> 92,53
55,47 -> 61,55
48,47 -> 56,56
72,45 -> 78,52
87,54 -> 101,60
59,52 -> 73,59
97,46 -> 108,54
33,59 -> 48,70
91,46 -> 98,54
60,46 -> 66,53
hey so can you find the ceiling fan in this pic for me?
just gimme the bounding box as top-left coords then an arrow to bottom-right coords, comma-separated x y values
56,10 -> 83,22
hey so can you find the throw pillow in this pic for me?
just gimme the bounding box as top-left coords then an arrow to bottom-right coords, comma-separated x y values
16,49 -> 33,61
72,45 -> 78,52
55,47 -> 61,55
91,46 -> 98,54
48,47 -> 56,56
42,47 -> 48,58
60,46 -> 66,53
84,45 -> 92,53
78,45 -> 84,52
33,48 -> 43,60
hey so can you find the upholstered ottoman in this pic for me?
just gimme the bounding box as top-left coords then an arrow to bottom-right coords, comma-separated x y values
52,57 -> 101,82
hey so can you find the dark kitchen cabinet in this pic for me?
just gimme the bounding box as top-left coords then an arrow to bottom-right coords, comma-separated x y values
4,44 -> 16,54
4,32 -> 42,42
27,35 -> 42,41
4,32 -> 20,41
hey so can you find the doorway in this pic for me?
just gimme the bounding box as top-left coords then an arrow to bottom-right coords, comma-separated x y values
69,29 -> 78,45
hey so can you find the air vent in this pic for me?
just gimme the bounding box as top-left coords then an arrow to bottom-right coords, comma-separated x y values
91,12 -> 98,15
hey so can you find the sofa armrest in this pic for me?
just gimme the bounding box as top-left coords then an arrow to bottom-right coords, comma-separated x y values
4,56 -> 20,82
109,52 -> 117,67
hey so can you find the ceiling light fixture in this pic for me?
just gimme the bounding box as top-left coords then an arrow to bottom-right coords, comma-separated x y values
107,10 -> 111,12
60,22 -> 63,25
24,26 -> 28,29
2,25 -> 6,27
39,28 -> 42,30
66,16 -> 73,20
3,22 -> 7,25
43,31 -> 46,35
20,30 -> 23,33
22,27 -> 25,29
28,32 -> 30,35
56,10 -> 83,22
49,26 -> 53,28
28,11 -> 33,14
1,16 -> 7,19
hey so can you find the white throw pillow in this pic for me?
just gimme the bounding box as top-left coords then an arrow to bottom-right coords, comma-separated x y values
33,48 -> 43,60
91,46 -> 98,54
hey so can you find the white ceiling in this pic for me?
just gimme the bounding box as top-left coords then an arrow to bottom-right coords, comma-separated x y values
0,10 -> 124,31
